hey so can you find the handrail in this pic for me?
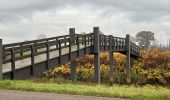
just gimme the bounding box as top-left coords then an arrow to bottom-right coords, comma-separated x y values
2,33 -> 94,64
2,32 -> 140,65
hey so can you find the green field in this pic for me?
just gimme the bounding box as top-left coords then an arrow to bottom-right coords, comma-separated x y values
0,80 -> 170,100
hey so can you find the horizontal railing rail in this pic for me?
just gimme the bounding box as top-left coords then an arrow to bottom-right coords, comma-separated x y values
2,33 -> 140,64
3,33 -> 94,64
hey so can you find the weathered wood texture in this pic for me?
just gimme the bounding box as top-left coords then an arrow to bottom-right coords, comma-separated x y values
69,28 -> 77,81
109,35 -> 114,83
0,27 -> 141,83
125,34 -> 131,83
93,27 -> 100,84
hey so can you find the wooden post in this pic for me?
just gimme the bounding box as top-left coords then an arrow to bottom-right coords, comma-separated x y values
31,45 -> 35,75
58,40 -> 61,65
76,36 -> 80,56
69,28 -> 75,60
70,59 -> 76,81
93,27 -> 100,84
99,35 -> 102,50
84,35 -> 87,53
20,43 -> 23,56
11,48 -> 15,80
125,34 -> 131,84
109,35 -> 114,84
69,28 -> 77,81
104,35 -> 106,50
65,37 -> 67,46
91,34 -> 93,46
56,38 -> 58,48
34,42 -> 37,53
87,36 -> 90,45
46,41 -> 49,70
0,39 -> 2,80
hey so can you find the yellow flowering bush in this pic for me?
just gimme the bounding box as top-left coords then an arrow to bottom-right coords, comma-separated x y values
132,49 -> 170,84
41,49 -> 170,84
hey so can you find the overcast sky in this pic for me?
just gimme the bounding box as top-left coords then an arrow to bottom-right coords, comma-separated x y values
0,0 -> 170,44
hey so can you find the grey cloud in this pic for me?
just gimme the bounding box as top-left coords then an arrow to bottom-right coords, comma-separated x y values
0,0 -> 170,44
82,0 -> 170,22
1,0 -> 170,23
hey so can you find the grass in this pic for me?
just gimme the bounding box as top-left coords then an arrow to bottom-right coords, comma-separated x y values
0,80 -> 170,100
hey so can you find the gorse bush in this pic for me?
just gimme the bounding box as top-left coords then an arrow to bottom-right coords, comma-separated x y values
41,49 -> 170,85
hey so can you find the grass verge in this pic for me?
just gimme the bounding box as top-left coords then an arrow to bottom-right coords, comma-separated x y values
0,80 -> 170,100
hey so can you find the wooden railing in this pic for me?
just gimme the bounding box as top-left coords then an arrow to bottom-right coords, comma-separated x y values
2,33 -> 94,64
0,27 -> 141,82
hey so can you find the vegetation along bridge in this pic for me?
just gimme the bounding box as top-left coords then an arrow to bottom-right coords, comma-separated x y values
0,27 -> 141,83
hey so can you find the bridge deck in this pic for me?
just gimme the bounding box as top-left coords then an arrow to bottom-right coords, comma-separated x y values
2,44 -> 89,73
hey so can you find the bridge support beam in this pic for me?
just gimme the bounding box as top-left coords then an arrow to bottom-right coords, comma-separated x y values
125,34 -> 131,84
69,28 -> 77,81
0,39 -> 2,80
93,27 -> 100,84
109,35 -> 114,84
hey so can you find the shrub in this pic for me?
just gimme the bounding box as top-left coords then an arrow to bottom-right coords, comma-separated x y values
132,49 -> 170,84
40,49 -> 170,85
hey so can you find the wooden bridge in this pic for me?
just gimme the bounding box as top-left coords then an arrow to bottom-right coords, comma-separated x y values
0,27 -> 141,83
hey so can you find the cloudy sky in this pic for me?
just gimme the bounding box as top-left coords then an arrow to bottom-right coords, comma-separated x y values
0,0 -> 170,44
